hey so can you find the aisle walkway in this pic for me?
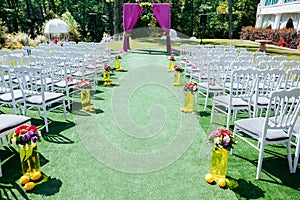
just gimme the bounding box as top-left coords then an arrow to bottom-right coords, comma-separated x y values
2,51 -> 299,199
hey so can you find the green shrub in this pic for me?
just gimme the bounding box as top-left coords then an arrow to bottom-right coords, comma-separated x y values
240,26 -> 300,49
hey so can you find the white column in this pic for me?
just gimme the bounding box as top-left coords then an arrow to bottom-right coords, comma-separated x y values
256,15 -> 264,28
274,13 -> 282,29
297,18 -> 300,31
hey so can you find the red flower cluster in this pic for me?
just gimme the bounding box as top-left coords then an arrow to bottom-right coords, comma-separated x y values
169,56 -> 176,61
15,125 -> 37,135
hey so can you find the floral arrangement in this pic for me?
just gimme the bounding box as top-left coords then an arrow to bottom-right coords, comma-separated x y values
140,2 -> 153,9
208,128 -> 237,151
115,54 -> 122,59
77,79 -> 92,89
9,125 -> 41,147
183,82 -> 198,94
174,65 -> 183,72
169,55 -> 176,61
104,64 -> 111,71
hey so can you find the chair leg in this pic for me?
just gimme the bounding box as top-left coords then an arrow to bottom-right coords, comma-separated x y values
293,136 -> 300,173
286,141 -> 293,173
226,108 -> 231,130
63,98 -> 67,120
231,126 -> 238,155
210,101 -> 215,123
42,105 -> 49,132
233,110 -> 237,121
66,89 -> 71,110
204,90 -> 209,111
256,142 -> 265,179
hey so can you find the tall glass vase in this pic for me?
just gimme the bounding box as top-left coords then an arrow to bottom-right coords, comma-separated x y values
115,59 -> 120,70
210,148 -> 229,181
103,71 -> 112,86
19,143 -> 40,176
81,90 -> 90,108
168,61 -> 174,72
173,72 -> 181,86
180,92 -> 195,113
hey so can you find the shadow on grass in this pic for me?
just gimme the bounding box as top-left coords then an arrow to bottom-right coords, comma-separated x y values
227,176 -> 265,199
30,118 -> 76,144
233,153 -> 300,190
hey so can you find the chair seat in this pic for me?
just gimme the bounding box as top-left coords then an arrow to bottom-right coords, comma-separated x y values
250,96 -> 270,106
54,79 -> 80,88
0,89 -> 23,102
198,82 -> 224,91
26,92 -> 64,105
213,95 -> 249,107
235,118 -> 289,141
0,114 -> 31,133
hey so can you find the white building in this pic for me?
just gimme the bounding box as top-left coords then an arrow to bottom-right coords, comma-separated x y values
256,0 -> 300,30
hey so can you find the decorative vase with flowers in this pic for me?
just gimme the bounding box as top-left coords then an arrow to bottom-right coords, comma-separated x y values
173,66 -> 183,86
8,125 -> 42,180
103,64 -> 112,86
206,128 -> 237,183
180,82 -> 197,113
115,55 -> 124,71
77,79 -> 94,111
168,55 -> 176,72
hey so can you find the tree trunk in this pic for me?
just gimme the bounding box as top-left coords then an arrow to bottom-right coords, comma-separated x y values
113,0 -> 122,39
228,0 -> 233,39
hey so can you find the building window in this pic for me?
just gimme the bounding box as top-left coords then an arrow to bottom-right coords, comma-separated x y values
265,0 -> 279,6
284,0 -> 300,3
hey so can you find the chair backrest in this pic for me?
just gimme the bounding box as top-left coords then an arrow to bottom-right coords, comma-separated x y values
280,60 -> 300,70
230,61 -> 254,71
228,68 -> 258,101
257,61 -> 281,70
14,66 -> 46,96
256,69 -> 285,96
0,66 -> 14,94
272,55 -> 287,63
265,88 -> 300,134
284,69 -> 300,89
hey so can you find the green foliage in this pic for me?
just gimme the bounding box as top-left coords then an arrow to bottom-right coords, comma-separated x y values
240,26 -> 300,49
4,32 -> 45,49
61,10 -> 81,41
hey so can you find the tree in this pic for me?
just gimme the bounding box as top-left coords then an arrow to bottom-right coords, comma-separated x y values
61,10 -> 81,41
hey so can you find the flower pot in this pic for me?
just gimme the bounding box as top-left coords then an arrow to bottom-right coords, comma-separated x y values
168,61 -> 174,72
19,144 -> 40,176
180,92 -> 194,113
210,148 -> 229,181
173,72 -> 180,86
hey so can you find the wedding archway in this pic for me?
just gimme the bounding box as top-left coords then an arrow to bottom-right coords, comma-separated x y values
123,3 -> 171,53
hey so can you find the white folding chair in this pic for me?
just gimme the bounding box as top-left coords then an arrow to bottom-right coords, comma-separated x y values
291,117 -> 300,173
232,88 -> 300,179
251,69 -> 285,117
197,60 -> 228,111
14,66 -> 67,132
0,66 -> 24,114
211,68 -> 257,129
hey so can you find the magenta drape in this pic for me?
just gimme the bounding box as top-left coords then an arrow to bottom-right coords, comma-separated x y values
122,3 -> 172,53
123,3 -> 143,52
152,3 -> 171,53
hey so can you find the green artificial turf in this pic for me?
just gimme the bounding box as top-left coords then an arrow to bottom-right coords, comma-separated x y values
1,42 -> 300,199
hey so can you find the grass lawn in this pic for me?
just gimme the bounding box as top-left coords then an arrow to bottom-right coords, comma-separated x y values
0,38 -> 299,199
